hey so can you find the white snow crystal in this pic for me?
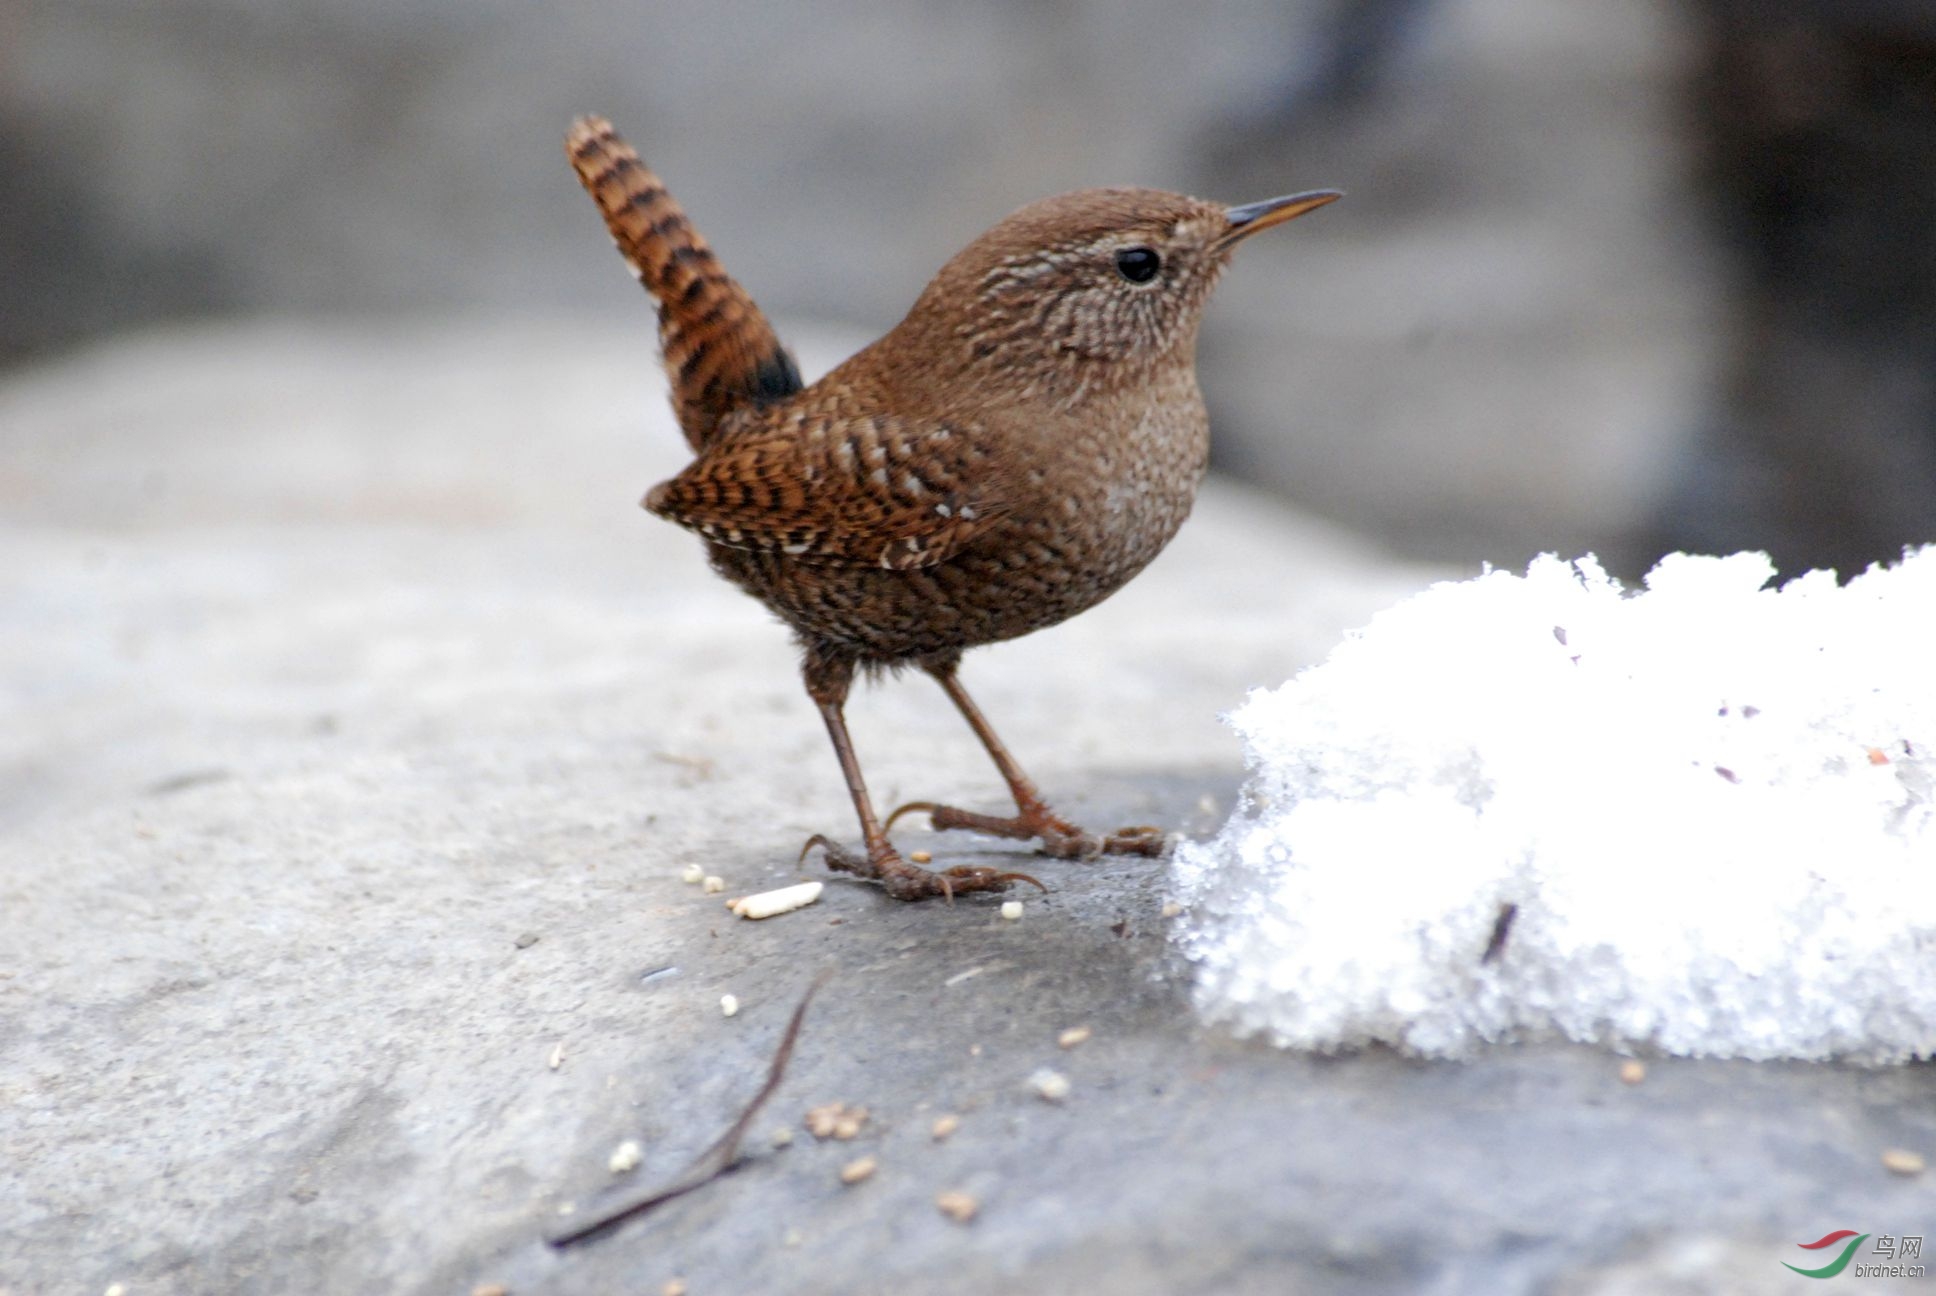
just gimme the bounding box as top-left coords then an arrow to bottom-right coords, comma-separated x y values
1171,549 -> 1936,1062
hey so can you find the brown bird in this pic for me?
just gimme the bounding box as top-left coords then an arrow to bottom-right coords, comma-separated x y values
566,116 -> 1337,901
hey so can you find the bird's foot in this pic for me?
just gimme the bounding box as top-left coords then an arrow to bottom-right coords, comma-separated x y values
886,801 -> 1169,861
799,834 -> 1044,903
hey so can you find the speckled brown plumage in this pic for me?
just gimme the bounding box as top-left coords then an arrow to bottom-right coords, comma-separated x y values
567,115 -> 1337,900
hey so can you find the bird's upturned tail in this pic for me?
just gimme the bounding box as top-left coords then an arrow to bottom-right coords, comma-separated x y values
566,115 -> 802,451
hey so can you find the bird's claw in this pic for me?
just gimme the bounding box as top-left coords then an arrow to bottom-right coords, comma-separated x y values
886,800 -> 1171,861
800,834 -> 1041,903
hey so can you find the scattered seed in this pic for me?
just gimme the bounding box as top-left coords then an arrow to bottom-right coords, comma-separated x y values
1196,792 -> 1218,816
720,994 -> 739,1018
681,864 -> 704,884
783,1227 -> 804,1247
1619,1060 -> 1646,1085
931,1113 -> 961,1141
1160,901 -> 1182,919
729,881 -> 824,920
702,875 -> 725,894
1868,746 -> 1891,766
1029,1068 -> 1071,1102
1057,1026 -> 1092,1050
910,850 -> 933,864
514,932 -> 540,949
548,1041 -> 565,1071
608,1139 -> 643,1174
471,1285 -> 508,1296
105,1287 -> 128,1296
1000,901 -> 1023,921
557,1202 -> 576,1216
1881,1148 -> 1926,1176
839,1155 -> 878,1185
936,1189 -> 979,1223
662,1280 -> 688,1296
805,1101 -> 868,1140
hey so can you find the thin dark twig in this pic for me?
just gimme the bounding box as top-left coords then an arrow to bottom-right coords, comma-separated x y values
547,970 -> 832,1248
1480,902 -> 1518,966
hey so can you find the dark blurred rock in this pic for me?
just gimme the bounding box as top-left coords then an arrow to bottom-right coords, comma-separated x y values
1647,1 -> 1936,576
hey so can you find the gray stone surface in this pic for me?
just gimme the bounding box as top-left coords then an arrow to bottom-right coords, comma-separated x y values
4,319 -> 1931,1295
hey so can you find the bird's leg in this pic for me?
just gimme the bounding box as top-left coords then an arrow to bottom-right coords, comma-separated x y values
797,648 -> 1040,901
886,663 -> 1168,861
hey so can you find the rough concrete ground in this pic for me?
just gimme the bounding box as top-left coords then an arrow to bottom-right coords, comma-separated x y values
4,319 -> 1931,1295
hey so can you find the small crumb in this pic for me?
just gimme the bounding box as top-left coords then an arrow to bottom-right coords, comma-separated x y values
910,850 -> 932,864
1160,901 -> 1182,919
935,1189 -> 979,1223
662,1280 -> 688,1296
702,875 -> 725,894
806,1101 -> 868,1140
513,932 -> 540,949
1881,1148 -> 1926,1176
608,1139 -> 643,1174
729,880 -> 823,920
1057,1026 -> 1092,1050
1000,901 -> 1023,921
1619,1060 -> 1646,1085
931,1113 -> 961,1141
1029,1068 -> 1072,1102
1868,746 -> 1891,766
547,1041 -> 564,1071
770,1126 -> 794,1149
839,1155 -> 878,1185
681,863 -> 704,884
720,994 -> 739,1018
783,1227 -> 805,1248
472,1285 -> 509,1296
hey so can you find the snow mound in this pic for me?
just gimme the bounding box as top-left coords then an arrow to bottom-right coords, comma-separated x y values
1170,549 -> 1936,1062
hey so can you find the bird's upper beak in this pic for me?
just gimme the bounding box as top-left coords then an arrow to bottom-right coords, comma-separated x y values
1217,190 -> 1342,250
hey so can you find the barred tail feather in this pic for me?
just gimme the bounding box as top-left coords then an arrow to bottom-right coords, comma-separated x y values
566,115 -> 802,450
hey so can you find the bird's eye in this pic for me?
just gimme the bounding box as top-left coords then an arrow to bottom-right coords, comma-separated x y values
1114,246 -> 1161,283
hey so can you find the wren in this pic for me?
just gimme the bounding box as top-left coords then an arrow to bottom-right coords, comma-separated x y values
567,116 -> 1337,901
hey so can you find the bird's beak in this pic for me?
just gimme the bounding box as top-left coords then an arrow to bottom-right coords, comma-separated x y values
1217,190 -> 1342,249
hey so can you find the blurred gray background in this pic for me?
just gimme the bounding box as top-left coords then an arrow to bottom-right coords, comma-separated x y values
5,0 -> 1933,576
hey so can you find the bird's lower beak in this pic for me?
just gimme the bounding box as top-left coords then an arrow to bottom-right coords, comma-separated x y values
1218,190 -> 1342,249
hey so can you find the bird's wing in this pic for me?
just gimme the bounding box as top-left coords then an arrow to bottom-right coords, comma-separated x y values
645,414 -> 1011,570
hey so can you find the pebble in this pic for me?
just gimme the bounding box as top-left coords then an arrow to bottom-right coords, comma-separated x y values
1881,1148 -> 1925,1176
935,1189 -> 979,1223
1029,1068 -> 1072,1102
720,994 -> 739,1017
839,1155 -> 878,1185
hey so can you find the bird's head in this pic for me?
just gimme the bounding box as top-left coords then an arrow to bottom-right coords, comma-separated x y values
903,184 -> 1339,401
